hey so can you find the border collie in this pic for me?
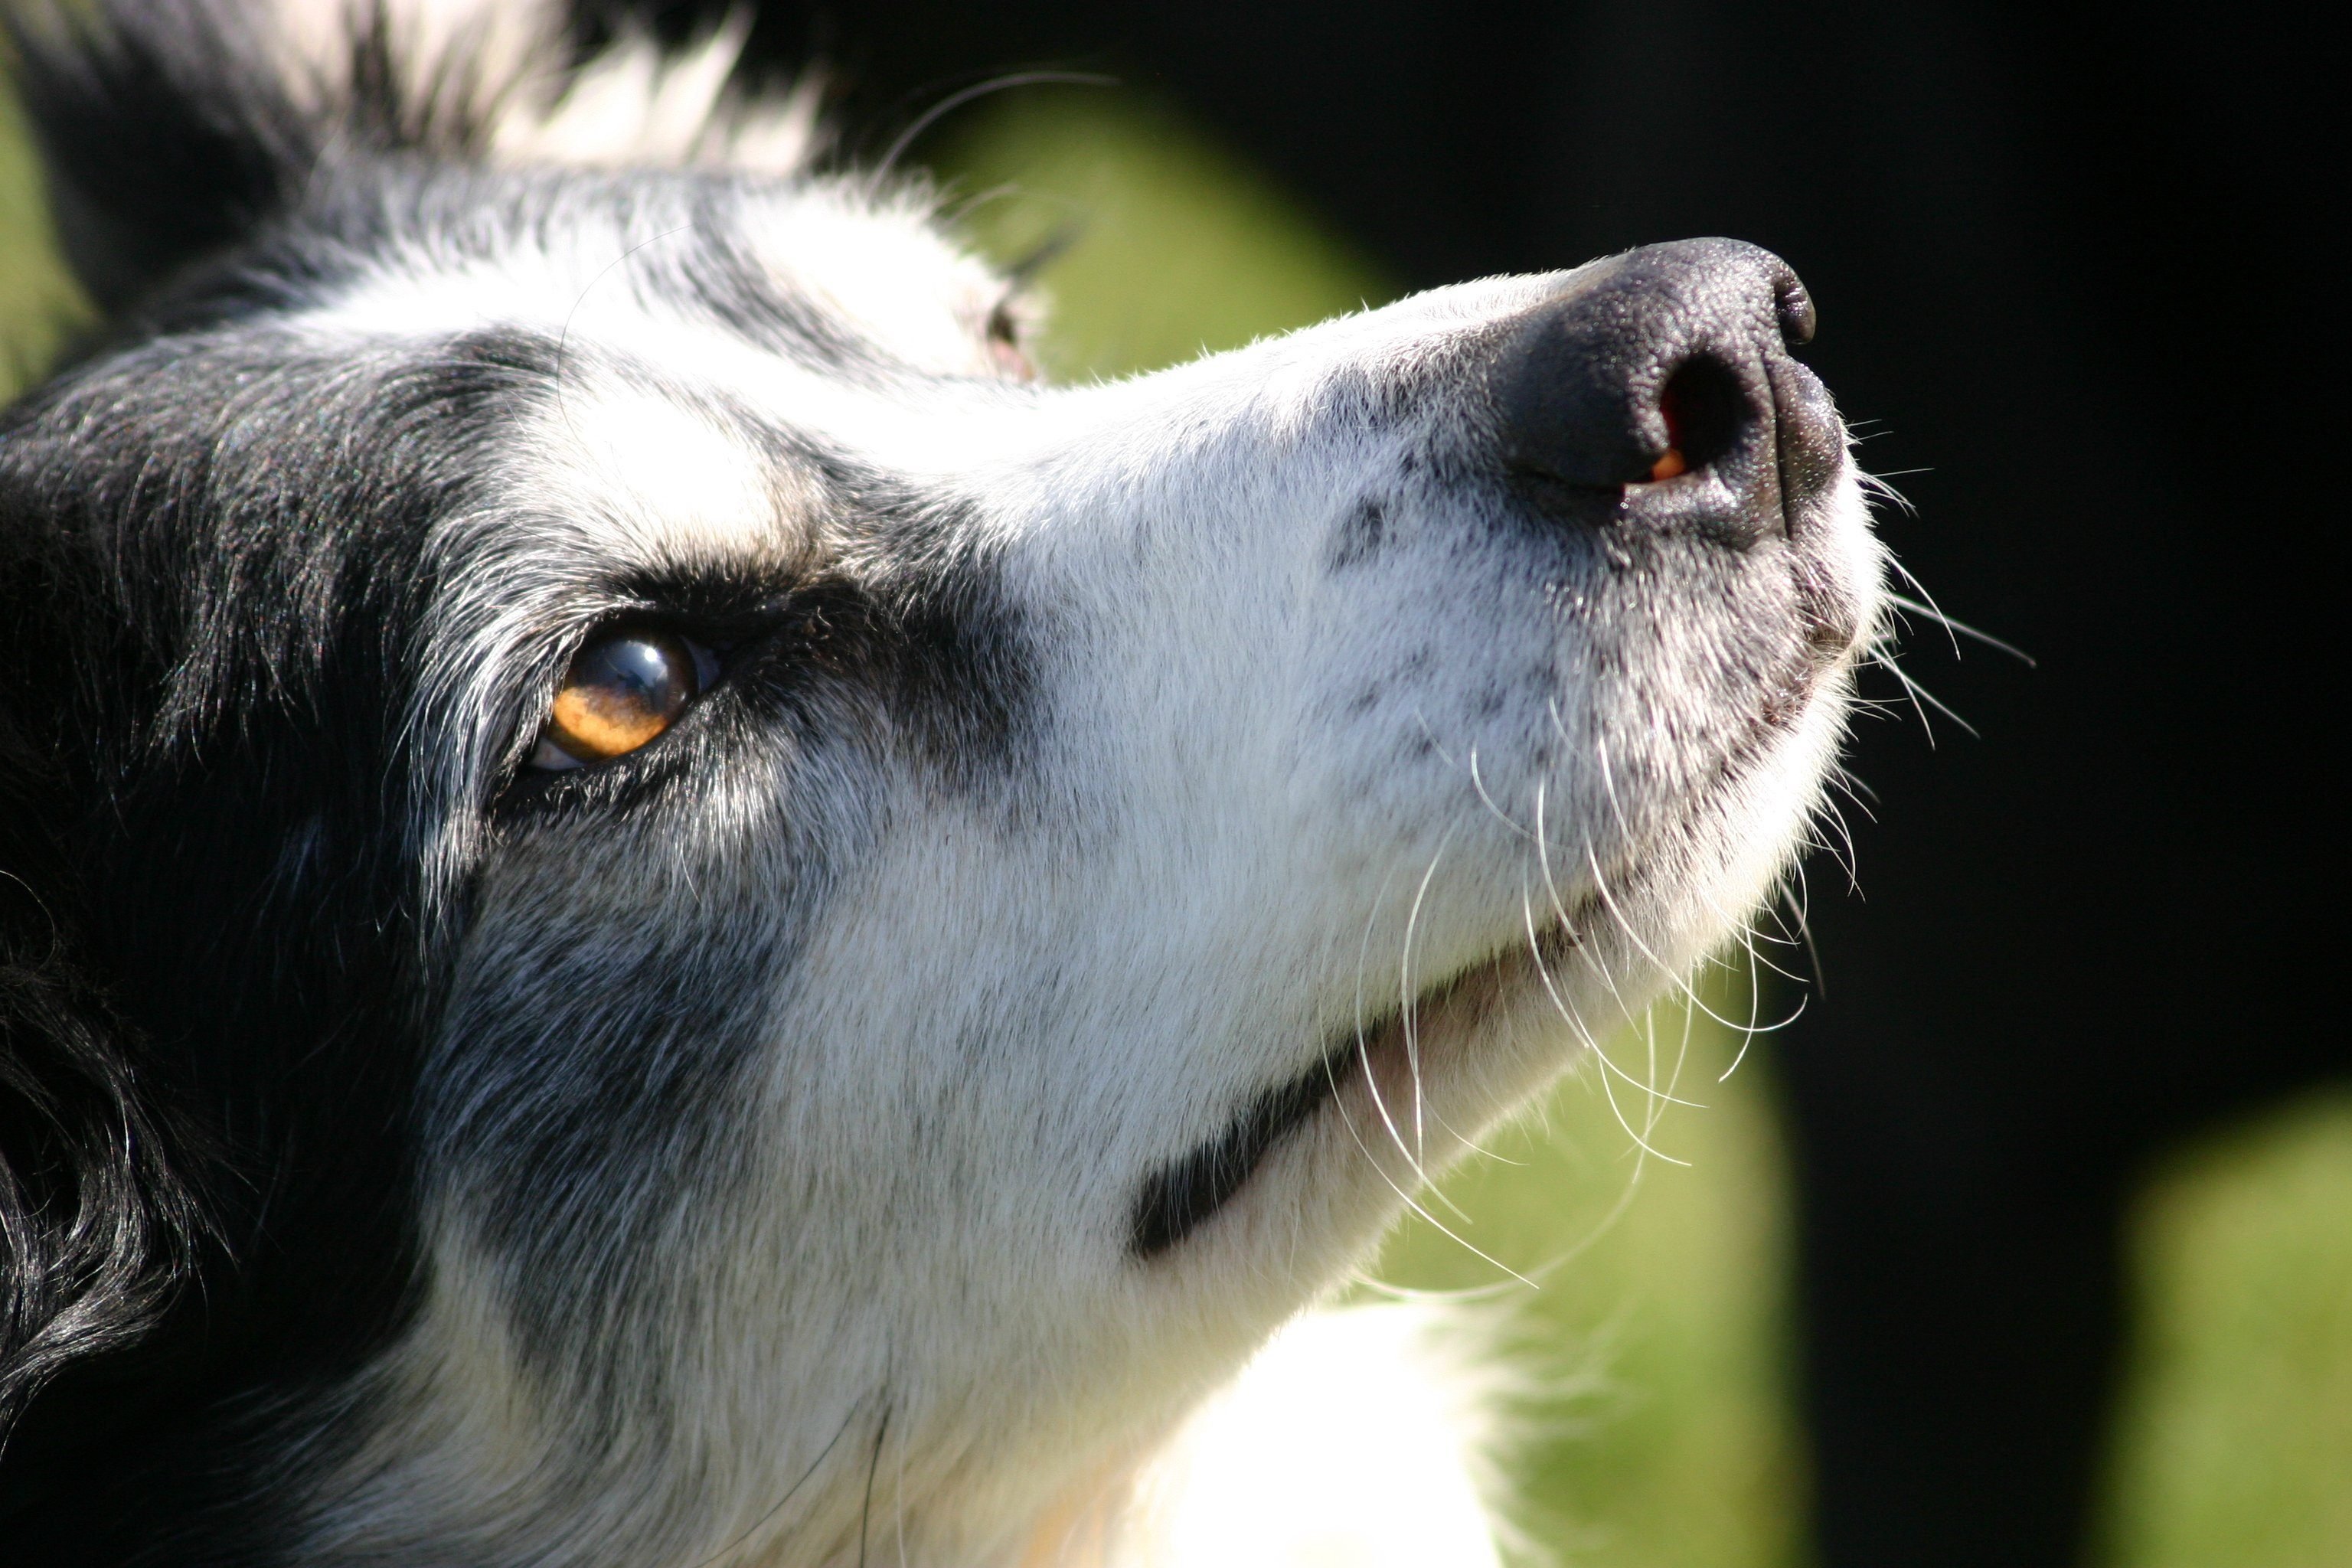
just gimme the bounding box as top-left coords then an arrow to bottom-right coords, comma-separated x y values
0,2 -> 1883,1562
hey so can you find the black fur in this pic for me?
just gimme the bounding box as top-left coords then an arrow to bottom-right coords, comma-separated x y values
0,309 -> 520,1560
8,0 -> 540,314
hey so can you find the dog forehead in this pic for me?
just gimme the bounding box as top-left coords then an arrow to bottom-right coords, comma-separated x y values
262,172 -> 1031,570
508,376 -> 808,570
295,174 -> 1006,382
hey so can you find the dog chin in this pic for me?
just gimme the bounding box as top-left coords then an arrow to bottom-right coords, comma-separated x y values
1154,609 -> 1867,1282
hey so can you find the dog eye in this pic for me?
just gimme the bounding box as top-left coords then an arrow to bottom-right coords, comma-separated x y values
529,629 -> 707,770
985,299 -> 1034,381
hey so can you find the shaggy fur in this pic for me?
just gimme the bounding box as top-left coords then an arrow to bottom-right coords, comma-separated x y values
0,3 -> 1883,1563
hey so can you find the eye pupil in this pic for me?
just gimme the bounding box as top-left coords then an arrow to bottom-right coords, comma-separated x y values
539,630 -> 698,766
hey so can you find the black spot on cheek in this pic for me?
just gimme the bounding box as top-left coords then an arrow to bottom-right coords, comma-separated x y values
1327,497 -> 1390,570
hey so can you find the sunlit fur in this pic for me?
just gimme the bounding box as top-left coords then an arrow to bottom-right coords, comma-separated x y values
0,4 -> 1883,1564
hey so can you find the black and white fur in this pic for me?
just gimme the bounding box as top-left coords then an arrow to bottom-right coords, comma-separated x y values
0,3 -> 1884,1562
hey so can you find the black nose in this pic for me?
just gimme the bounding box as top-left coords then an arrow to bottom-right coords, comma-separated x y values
1486,238 -> 1842,546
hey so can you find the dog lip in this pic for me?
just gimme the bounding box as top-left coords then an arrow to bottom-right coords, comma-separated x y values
1128,1031 -> 1358,1259
1127,918 -> 1586,1259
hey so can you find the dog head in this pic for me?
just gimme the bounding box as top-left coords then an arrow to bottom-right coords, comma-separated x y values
0,3 -> 1882,1562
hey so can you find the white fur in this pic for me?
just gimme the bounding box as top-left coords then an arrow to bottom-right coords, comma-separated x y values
1108,1305 -> 1508,1568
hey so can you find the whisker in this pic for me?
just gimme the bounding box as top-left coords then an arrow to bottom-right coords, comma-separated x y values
1465,746 -> 1542,844
1875,652 -> 1980,740
1522,885 -> 1697,1160
1784,880 -> 1829,995
1351,1053 -> 1673,1300
684,1393 -> 864,1568
1584,741 -> 1763,1035
1397,826 -> 1459,1165
1529,767 -> 1588,939
1350,864 -> 1429,1184
1720,989 -> 1802,1083
1859,469 -> 1920,517
867,71 -> 1118,192
855,1403 -> 891,1568
1524,776 -> 1705,1125
1321,1050 -> 1536,1286
1885,590 -> 2035,665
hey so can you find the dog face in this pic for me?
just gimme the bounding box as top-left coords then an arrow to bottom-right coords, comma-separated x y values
0,5 -> 1881,1563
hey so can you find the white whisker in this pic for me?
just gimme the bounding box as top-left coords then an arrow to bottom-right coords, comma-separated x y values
1320,1051 -> 1536,1288
1521,884 -> 1695,1163
1397,825 -> 1459,1165
1873,651 -> 1979,740
1885,590 -> 2034,667
1349,864 -> 1429,1185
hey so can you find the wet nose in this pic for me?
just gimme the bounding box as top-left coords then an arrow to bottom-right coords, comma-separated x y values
1487,238 -> 1842,546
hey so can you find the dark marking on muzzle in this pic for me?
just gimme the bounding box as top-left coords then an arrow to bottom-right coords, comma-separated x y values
1326,495 -> 1391,570
1131,1036 -> 1355,1257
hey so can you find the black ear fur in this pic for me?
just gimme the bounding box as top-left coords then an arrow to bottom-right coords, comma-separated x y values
4,0 -> 552,317
0,714 -> 206,1447
3,1 -> 325,315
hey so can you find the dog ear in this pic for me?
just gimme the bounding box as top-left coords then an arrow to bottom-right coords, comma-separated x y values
4,1 -> 817,316
3,0 -> 325,315
0,715 -> 207,1441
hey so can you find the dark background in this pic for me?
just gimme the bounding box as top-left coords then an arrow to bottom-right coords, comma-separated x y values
629,5 -> 2336,1563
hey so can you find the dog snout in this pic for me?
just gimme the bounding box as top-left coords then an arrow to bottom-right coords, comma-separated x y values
1486,238 -> 1843,547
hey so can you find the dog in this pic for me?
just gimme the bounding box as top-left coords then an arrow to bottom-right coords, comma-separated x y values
0,2 -> 1884,1562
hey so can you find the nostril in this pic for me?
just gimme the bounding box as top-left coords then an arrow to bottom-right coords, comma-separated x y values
1645,357 -> 1746,482
1649,387 -> 1690,481
1775,276 -> 1817,348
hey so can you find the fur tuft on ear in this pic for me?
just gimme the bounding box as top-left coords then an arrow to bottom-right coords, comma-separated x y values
3,0 -> 818,314
482,11 -> 822,175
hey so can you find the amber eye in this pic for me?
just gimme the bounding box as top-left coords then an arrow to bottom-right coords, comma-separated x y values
529,629 -> 703,770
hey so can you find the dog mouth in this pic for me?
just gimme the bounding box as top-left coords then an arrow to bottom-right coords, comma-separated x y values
1123,564 -> 1864,1262
1128,914 -> 1588,1257
1127,1032 -> 1361,1258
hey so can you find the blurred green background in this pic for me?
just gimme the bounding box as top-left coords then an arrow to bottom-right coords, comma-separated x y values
5,76 -> 2348,1568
